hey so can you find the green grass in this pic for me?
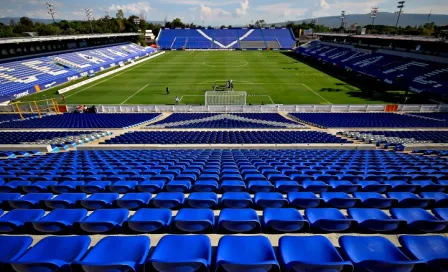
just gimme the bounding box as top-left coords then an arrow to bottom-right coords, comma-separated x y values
18,51 -> 410,105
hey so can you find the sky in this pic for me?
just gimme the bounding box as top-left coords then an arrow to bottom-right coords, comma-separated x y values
1,0 -> 446,26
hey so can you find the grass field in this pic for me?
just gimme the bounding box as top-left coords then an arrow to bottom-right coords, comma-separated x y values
18,51 -> 408,105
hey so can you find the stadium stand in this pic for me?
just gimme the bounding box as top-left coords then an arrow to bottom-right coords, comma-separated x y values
102,131 -> 349,144
0,113 -> 160,129
0,43 -> 155,103
0,131 -> 110,145
290,113 -> 448,128
157,28 -> 295,49
0,114 -> 38,123
341,131 -> 448,146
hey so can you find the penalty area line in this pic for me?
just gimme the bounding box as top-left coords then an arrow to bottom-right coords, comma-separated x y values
300,83 -> 331,104
120,83 -> 150,104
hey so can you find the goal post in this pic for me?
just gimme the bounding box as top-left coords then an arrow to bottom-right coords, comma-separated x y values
205,91 -> 247,106
8,98 -> 63,119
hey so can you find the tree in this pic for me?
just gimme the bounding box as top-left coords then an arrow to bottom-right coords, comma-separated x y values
255,19 -> 266,28
116,9 -> 125,20
171,18 -> 184,28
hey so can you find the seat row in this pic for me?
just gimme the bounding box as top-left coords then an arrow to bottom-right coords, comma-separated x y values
1,234 -> 447,272
0,207 -> 447,234
0,191 -> 447,211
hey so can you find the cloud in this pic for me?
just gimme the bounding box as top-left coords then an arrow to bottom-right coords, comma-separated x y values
153,0 -> 241,6
236,0 -> 249,16
200,4 -> 231,20
109,1 -> 153,15
256,3 -> 306,19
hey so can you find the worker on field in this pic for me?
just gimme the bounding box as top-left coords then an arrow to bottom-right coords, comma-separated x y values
166,87 -> 170,95
175,96 -> 180,105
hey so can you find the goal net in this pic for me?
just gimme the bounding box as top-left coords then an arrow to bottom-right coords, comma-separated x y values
205,91 -> 247,106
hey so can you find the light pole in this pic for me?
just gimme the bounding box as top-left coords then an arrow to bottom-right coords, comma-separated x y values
340,11 -> 345,32
46,2 -> 56,24
395,1 -> 405,28
371,7 -> 379,26
85,8 -> 94,34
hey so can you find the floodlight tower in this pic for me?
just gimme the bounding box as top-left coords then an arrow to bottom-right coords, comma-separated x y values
85,8 -> 94,34
371,7 -> 379,26
46,3 -> 56,24
340,11 -> 346,31
395,1 -> 405,28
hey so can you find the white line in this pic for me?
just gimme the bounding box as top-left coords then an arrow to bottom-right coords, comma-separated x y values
120,83 -> 150,104
301,83 -> 331,104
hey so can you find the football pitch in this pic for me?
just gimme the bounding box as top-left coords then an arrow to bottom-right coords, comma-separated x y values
19,51 -> 408,105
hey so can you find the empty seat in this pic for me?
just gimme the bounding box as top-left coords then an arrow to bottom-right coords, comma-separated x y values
220,180 -> 246,192
279,236 -> 353,271
328,180 -> 360,192
0,193 -> 21,209
192,180 -> 219,192
216,236 -> 279,272
383,181 -> 417,192
0,209 -> 45,233
187,192 -> 218,209
221,192 -> 253,208
348,208 -> 405,232
218,208 -> 261,233
79,181 -> 111,193
108,181 -> 138,193
166,180 -> 192,193
115,193 -> 151,210
391,208 -> 448,232
152,192 -> 185,209
275,180 -> 300,193
387,192 -> 431,208
248,180 -> 274,193
410,180 -> 445,192
302,180 -> 328,193
32,209 -> 87,233
75,236 -> 150,272
420,192 -> 448,207
78,209 -> 129,233
287,192 -> 321,208
399,235 -> 448,271
125,208 -> 172,233
354,192 -> 397,208
137,180 -> 165,193
306,208 -> 354,232
172,208 -> 214,233
21,181 -> 58,193
8,193 -> 53,209
0,236 -> 33,267
148,235 -> 211,271
79,193 -> 119,210
355,181 -> 389,192
44,193 -> 87,209
433,208 -> 448,220
263,208 -> 309,233
50,181 -> 85,194
0,181 -> 32,193
321,192 -> 359,208
254,192 -> 288,208
10,236 -> 91,272
339,235 -> 423,272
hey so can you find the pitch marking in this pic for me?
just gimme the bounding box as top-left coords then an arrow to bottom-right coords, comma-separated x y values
202,61 -> 248,68
301,83 -> 331,104
120,83 -> 150,104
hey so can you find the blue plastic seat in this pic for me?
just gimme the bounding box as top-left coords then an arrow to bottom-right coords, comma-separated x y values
387,192 -> 431,208
306,208 -> 355,232
383,181 -> 417,192
391,208 -> 448,232
354,192 -> 397,208
263,208 -> 309,233
279,236 -> 352,272
125,208 -> 172,233
0,236 -> 33,266
220,180 -> 246,192
328,180 -> 360,192
75,236 -> 150,272
0,193 -> 21,209
254,192 -> 288,208
287,192 -> 321,208
321,192 -> 359,208
420,192 -> 448,207
32,209 -> 87,233
0,181 -> 31,193
399,235 -> 448,271
275,180 -> 300,193
348,208 -> 405,232
79,181 -> 111,193
187,192 -> 218,208
0,209 -> 44,233
221,192 -> 253,208
433,208 -> 448,221
152,192 -> 185,209
149,235 -> 211,271
410,180 -> 445,192
192,180 -> 219,192
137,180 -> 164,193
166,180 -> 192,192
218,208 -> 261,233
78,208 -> 129,233
21,181 -> 58,193
302,180 -> 328,193
339,235 -> 423,272
8,193 -> 53,209
10,236 -> 90,272
50,181 -> 85,193
248,180 -> 274,193
216,235 -> 279,272
355,181 -> 389,192
108,181 -> 138,193
44,193 -> 87,209
115,193 -> 151,210
245,173 -> 267,181
80,193 -> 119,210
172,208 -> 214,233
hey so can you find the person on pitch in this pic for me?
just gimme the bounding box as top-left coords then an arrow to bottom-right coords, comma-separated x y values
166,87 -> 170,95
175,96 -> 180,105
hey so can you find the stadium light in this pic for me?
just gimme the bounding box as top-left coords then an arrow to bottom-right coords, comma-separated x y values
46,2 -> 56,24
395,1 -> 405,28
370,7 -> 379,26
340,11 -> 345,31
85,8 -> 94,34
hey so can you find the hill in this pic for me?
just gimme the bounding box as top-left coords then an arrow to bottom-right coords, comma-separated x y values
274,12 -> 448,28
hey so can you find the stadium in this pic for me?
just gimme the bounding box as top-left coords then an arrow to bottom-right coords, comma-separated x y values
0,0 -> 448,271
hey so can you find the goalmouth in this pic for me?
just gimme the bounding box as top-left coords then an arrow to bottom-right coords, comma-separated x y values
205,91 -> 247,106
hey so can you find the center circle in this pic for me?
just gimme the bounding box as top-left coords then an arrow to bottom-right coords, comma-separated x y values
202,61 -> 248,68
